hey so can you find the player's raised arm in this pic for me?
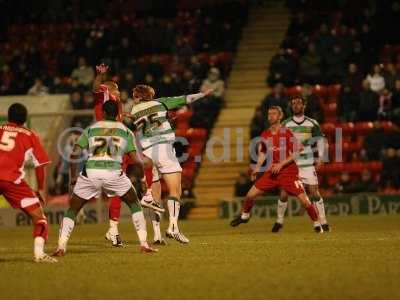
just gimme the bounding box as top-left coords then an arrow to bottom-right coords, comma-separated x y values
93,63 -> 109,93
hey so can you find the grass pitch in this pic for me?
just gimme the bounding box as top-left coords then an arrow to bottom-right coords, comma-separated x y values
0,215 -> 399,300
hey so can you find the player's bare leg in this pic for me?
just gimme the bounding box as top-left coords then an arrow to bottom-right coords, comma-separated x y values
272,190 -> 288,232
28,206 -> 57,263
163,172 -> 189,244
53,194 -> 86,256
308,185 -> 330,232
230,185 -> 264,227
296,192 -> 322,233
120,187 -> 157,253
151,180 -> 167,245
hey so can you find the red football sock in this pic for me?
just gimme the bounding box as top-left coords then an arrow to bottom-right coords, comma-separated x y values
109,196 -> 122,222
242,197 -> 255,214
33,218 -> 48,241
145,167 -> 153,188
306,204 -> 319,222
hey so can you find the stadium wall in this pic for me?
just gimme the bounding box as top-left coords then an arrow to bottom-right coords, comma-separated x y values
221,194 -> 400,218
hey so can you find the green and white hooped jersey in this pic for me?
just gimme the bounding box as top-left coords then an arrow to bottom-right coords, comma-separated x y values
77,120 -> 136,170
130,96 -> 187,150
282,116 -> 323,168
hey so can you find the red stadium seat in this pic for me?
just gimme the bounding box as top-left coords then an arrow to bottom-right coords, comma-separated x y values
321,122 -> 336,135
366,161 -> 383,172
311,84 -> 328,99
354,122 -> 374,135
286,85 -> 302,97
346,162 -> 364,174
327,84 -> 341,98
381,121 -> 394,133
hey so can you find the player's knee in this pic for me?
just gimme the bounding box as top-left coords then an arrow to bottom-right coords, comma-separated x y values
33,217 -> 48,241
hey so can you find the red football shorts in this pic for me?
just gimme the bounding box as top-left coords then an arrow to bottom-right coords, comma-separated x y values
255,171 -> 305,196
0,180 -> 41,213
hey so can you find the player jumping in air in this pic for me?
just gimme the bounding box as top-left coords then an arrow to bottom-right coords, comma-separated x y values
129,84 -> 213,244
0,103 -> 57,263
53,101 -> 157,256
92,64 -> 161,247
272,97 -> 330,233
230,106 -> 321,231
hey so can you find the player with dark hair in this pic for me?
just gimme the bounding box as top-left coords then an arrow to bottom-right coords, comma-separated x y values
53,101 -> 156,256
271,97 -> 330,233
230,106 -> 320,231
92,64 -> 161,247
0,103 -> 57,262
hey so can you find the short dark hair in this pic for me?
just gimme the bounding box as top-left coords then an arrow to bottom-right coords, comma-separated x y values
102,100 -> 119,119
8,103 -> 27,125
291,97 -> 307,105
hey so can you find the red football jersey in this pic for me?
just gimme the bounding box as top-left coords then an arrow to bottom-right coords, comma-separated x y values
259,126 -> 302,174
93,85 -> 122,122
0,123 -> 50,183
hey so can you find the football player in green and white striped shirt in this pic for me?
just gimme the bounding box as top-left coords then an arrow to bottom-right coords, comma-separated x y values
129,84 -> 212,244
272,97 -> 330,233
54,101 -> 157,256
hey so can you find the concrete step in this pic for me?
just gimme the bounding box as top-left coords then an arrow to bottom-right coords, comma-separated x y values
187,206 -> 219,219
227,81 -> 267,89
225,101 -> 261,109
196,179 -> 236,188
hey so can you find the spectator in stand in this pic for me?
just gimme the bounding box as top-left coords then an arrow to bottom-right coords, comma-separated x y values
391,80 -> 400,123
260,83 -> 289,118
362,122 -> 385,160
120,90 -> 134,114
267,48 -> 297,87
358,79 -> 379,121
54,132 -> 81,195
380,148 -> 400,188
200,67 -> 225,99
70,91 -> 83,110
333,172 -> 354,194
119,71 -> 136,91
384,63 -> 400,92
27,78 -> 49,96
315,23 -> 336,57
353,170 -> 378,193
0,65 -> 14,95
301,84 -> 323,123
378,88 -> 392,120
71,57 -> 94,87
339,63 -> 363,122
234,172 -> 252,197
365,64 -> 385,93
250,106 -> 267,139
158,74 -> 180,97
298,43 -> 322,84
182,69 -> 201,94
324,44 -> 346,84
147,55 -> 164,79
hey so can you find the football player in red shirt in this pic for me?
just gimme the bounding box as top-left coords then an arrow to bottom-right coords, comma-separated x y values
92,64 -> 160,246
0,103 -> 57,262
230,106 -> 320,231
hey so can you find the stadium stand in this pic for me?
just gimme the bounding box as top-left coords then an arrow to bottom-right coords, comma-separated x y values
0,0 -> 249,199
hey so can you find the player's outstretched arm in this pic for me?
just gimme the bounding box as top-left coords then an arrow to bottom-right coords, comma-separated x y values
157,89 -> 214,110
93,63 -> 109,92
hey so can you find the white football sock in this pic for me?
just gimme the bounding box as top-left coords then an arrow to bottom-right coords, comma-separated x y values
167,199 -> 180,232
276,199 -> 288,224
34,237 -> 45,258
316,198 -> 327,225
132,211 -> 148,247
58,217 -> 75,251
109,219 -> 119,236
151,210 -> 162,241
241,212 -> 250,219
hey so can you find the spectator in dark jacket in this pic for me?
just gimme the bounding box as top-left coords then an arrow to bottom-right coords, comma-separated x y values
380,148 -> 400,188
334,172 -> 355,194
339,63 -> 363,122
267,48 -> 297,87
358,79 -> 379,121
250,106 -> 267,139
302,84 -> 323,123
353,170 -> 378,193
261,83 -> 289,118
298,43 -> 322,84
362,122 -> 385,160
